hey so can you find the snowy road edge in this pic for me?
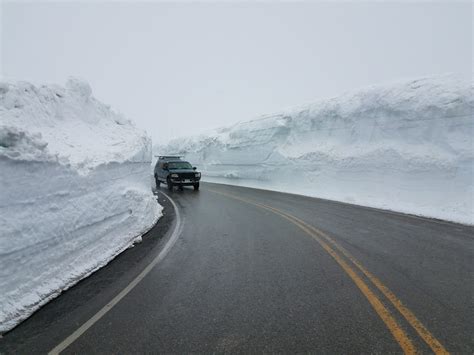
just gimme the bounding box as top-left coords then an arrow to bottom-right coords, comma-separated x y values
48,191 -> 183,355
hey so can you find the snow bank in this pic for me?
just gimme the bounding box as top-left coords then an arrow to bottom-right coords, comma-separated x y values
163,74 -> 473,224
0,78 -> 161,332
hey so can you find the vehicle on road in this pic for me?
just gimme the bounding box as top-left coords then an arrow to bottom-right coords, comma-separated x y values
154,156 -> 201,191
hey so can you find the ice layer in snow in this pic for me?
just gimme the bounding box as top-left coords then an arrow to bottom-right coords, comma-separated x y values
0,78 -> 162,332
162,74 -> 473,225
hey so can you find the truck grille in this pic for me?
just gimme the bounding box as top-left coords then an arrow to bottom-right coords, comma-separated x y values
178,173 -> 195,179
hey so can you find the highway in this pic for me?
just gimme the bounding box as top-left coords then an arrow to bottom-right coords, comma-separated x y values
1,182 -> 473,354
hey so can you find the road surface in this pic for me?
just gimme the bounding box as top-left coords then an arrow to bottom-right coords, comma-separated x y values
1,182 -> 473,354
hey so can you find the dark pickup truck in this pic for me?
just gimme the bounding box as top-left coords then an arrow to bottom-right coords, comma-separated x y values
154,156 -> 201,191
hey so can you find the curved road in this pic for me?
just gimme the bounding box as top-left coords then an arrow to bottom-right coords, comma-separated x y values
1,182 -> 473,353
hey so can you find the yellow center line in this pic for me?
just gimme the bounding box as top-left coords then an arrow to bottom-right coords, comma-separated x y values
208,189 -> 417,354
263,205 -> 449,355
210,188 -> 450,354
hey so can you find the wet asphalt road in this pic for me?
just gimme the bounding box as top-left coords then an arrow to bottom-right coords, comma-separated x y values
1,182 -> 473,354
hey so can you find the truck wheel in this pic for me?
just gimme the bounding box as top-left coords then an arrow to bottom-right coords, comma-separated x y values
167,178 -> 173,191
194,183 -> 200,191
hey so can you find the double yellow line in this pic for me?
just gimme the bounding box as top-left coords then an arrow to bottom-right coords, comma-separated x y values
208,189 -> 448,355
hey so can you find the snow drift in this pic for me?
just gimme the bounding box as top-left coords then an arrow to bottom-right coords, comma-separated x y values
163,74 -> 473,224
0,78 -> 161,332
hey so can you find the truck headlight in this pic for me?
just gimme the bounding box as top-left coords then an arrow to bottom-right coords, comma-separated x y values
171,174 -> 179,178
195,172 -> 201,178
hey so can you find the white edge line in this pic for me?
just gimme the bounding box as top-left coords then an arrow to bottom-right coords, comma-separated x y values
48,191 -> 182,355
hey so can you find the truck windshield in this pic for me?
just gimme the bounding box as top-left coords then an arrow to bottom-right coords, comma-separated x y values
168,162 -> 193,170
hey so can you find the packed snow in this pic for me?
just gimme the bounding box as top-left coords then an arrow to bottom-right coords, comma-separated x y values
0,78 -> 162,332
162,74 -> 473,225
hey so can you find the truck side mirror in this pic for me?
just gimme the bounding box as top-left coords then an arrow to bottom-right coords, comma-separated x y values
193,167 -> 197,170
163,163 -> 169,170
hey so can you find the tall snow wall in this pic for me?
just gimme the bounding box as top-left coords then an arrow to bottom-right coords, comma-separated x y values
163,74 -> 473,225
0,79 -> 162,332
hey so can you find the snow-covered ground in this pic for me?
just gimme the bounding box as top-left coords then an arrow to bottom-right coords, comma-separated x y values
162,74 -> 473,225
0,78 -> 161,332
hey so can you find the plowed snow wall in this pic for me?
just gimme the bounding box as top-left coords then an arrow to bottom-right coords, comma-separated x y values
163,74 -> 473,224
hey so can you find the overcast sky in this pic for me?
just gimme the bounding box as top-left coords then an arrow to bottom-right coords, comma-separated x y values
1,1 -> 472,144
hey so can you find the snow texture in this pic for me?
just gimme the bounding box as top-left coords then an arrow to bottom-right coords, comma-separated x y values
162,74 -> 473,225
0,78 -> 162,332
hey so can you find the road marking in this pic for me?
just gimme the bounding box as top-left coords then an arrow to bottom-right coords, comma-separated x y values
269,209 -> 417,354
264,206 -> 449,355
208,189 -> 448,354
48,191 -> 183,355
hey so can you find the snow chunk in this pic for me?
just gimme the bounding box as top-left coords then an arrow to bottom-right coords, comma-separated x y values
65,77 -> 92,99
0,126 -> 51,161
